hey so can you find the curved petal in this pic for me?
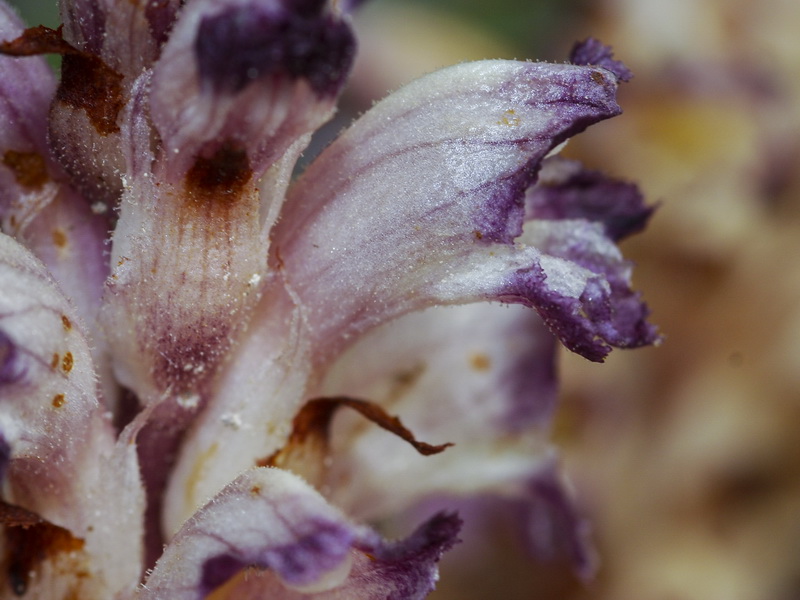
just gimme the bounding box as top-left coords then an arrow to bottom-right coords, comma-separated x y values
0,5 -> 58,231
1,8 -> 115,405
150,0 -> 356,183
271,59 -> 642,365
319,303 -> 556,521
526,157 -> 654,242
0,233 -> 144,598
140,467 -> 460,600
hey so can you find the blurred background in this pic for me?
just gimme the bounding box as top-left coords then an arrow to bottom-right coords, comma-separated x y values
8,0 -> 800,598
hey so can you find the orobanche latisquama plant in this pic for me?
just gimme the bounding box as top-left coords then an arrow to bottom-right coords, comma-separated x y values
0,0 -> 658,597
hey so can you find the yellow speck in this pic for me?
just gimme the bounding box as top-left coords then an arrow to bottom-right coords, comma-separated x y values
469,353 -> 491,371
496,109 -> 521,127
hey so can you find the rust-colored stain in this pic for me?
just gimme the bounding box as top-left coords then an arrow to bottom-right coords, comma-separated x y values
469,352 -> 491,371
0,24 -> 124,138
184,142 -> 253,205
1,150 -> 48,189
591,70 -> 605,84
52,228 -> 68,249
0,501 -> 86,596
61,315 -> 72,331
52,393 -> 66,408
61,352 -> 74,374
50,353 -> 60,370
57,53 -> 125,136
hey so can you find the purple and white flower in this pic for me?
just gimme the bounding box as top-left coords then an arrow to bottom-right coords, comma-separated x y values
0,1 -> 656,597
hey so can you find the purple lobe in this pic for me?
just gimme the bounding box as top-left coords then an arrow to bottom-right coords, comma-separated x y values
526,467 -> 595,579
197,517 -> 355,594
500,264 -> 658,362
362,511 -> 462,600
196,1 -> 356,96
570,38 -> 633,82
527,160 -> 655,241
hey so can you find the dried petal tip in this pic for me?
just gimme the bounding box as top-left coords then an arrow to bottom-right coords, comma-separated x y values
570,38 -> 633,82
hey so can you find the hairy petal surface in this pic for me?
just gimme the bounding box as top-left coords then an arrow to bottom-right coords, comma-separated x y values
161,283 -> 312,533
1,7 -> 117,409
150,0 -> 356,184
0,6 -> 58,233
0,234 -> 143,598
141,468 -> 460,600
320,303 -> 556,521
272,60 -> 635,364
526,157 -> 654,242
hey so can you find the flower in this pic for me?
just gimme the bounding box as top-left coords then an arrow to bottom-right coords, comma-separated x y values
0,0 -> 657,598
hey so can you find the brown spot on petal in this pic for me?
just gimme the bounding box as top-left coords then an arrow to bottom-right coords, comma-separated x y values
57,53 -> 124,136
469,352 -> 491,371
184,142 -> 253,204
590,70 -> 605,85
50,353 -> 59,370
52,228 -> 68,249
61,352 -> 74,374
61,315 -> 72,331
52,393 -> 66,408
0,500 -> 85,596
1,151 -> 48,189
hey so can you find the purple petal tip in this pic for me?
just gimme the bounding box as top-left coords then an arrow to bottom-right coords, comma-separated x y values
570,38 -> 633,82
196,2 -> 356,96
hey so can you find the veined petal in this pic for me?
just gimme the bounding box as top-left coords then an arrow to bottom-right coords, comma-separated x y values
272,59 -> 637,364
104,73 -> 270,403
320,304 -> 556,521
1,10 -> 115,406
0,233 -> 144,598
161,283 -> 312,534
59,0 -> 180,76
150,0 -> 356,184
0,232 -> 107,526
140,468 -> 460,600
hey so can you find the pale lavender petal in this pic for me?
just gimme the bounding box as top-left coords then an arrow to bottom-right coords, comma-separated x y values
161,285 -> 312,534
525,459 -> 596,580
0,233 -> 144,597
0,5 -> 58,230
140,468 -> 459,599
59,0 -> 105,55
321,304 -> 557,521
150,0 -> 355,183
104,71 -> 270,403
59,0 -> 177,75
272,59 -> 640,364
